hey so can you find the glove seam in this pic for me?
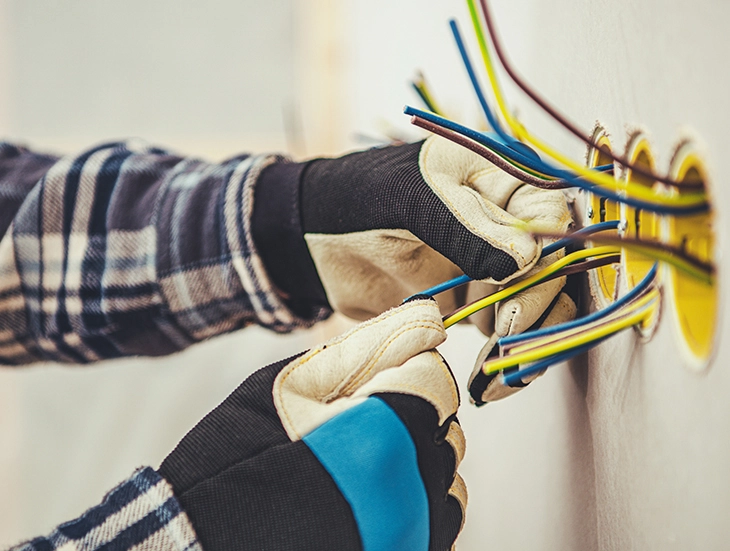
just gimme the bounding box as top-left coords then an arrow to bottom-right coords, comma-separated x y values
419,137 -> 529,267
278,321 -> 445,439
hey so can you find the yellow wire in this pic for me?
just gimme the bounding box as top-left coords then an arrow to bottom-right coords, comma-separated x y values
522,224 -> 714,284
465,0 -> 706,208
442,246 -> 620,328
482,289 -> 659,374
507,288 -> 657,355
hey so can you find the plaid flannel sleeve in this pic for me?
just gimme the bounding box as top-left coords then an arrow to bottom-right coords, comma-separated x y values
0,140 -> 330,364
9,467 -> 202,551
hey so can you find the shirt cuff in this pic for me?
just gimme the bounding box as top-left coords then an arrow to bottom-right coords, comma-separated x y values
251,158 -> 332,322
9,467 -> 202,551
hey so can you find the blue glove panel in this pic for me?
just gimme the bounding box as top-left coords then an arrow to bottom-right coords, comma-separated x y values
303,396 -> 430,551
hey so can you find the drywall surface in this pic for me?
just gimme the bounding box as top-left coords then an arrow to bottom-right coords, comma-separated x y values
342,0 -> 730,548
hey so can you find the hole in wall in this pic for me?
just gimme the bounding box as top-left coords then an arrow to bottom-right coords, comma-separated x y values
585,126 -> 619,307
621,133 -> 660,292
664,144 -> 717,369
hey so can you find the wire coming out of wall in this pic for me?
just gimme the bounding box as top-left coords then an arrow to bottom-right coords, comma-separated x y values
404,0 -> 717,383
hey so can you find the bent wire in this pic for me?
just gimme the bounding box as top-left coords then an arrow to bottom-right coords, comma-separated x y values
410,220 -> 621,302
411,115 -> 571,189
406,106 -> 706,215
529,229 -> 714,283
461,2 -> 708,211
500,262 -> 658,351
405,106 -> 557,179
442,246 -> 620,328
475,0 -> 702,191
480,289 -> 659,374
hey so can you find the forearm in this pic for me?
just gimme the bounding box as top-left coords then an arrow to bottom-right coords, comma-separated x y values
8,468 -> 202,551
0,140 -> 330,365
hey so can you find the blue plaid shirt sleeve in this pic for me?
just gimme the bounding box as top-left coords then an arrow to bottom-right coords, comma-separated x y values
0,140 -> 330,364
8,467 -> 203,551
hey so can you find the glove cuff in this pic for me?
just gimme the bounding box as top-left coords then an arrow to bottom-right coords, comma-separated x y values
252,160 -> 331,319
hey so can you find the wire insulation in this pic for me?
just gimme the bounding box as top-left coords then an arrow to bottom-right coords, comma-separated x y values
476,0 -> 702,191
443,246 -> 620,328
481,289 -> 659,374
460,2 -> 708,210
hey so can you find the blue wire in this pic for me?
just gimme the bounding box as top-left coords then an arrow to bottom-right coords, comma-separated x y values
413,274 -> 472,299
499,262 -> 658,348
449,19 -> 541,162
501,338 -> 607,387
540,220 -> 620,257
407,220 -> 620,302
405,105 -> 550,176
449,20 -> 510,144
404,106 -> 709,215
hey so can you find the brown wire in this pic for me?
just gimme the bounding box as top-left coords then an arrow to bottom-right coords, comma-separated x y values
533,231 -> 715,276
442,254 -> 620,323
411,115 -> 571,190
478,0 -> 703,191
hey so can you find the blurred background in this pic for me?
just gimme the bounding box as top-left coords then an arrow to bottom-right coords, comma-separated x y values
1,1 -> 730,549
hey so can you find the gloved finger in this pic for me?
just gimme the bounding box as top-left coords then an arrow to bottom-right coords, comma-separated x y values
464,280 -> 498,336
273,299 -> 459,439
494,249 -> 566,337
468,291 -> 577,405
418,136 -> 545,282
376,392 -> 466,550
305,229 -> 463,321
504,180 -> 572,235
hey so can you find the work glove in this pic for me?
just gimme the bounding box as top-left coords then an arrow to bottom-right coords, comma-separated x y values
467,291 -> 577,405
158,298 -> 466,551
253,135 -> 572,333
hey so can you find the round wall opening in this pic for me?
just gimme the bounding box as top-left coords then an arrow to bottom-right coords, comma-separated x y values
621,134 -> 660,291
586,127 -> 620,306
665,144 -> 717,369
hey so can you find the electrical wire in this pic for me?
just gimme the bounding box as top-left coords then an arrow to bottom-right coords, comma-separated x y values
411,71 -> 444,115
501,338 -> 607,386
448,19 -> 510,143
411,115 -> 570,189
461,2 -> 708,211
405,106 -> 708,215
442,246 -> 620,328
529,229 -> 714,284
409,221 -> 621,301
499,288 -> 658,360
499,262 -> 658,351
405,105 -> 557,179
476,0 -> 703,191
480,288 -> 659,374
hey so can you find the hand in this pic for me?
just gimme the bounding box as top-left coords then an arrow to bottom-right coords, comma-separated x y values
254,135 -> 571,331
467,290 -> 577,405
158,299 -> 466,551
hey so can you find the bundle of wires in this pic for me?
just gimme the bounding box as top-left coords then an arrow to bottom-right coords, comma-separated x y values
431,242 -> 659,388
407,222 -> 681,388
403,0 -> 709,214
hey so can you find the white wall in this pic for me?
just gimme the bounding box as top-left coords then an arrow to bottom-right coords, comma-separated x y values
2,0 -> 730,549
339,0 -> 730,549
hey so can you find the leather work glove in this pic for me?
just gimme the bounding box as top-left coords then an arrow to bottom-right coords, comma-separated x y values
253,135 -> 572,334
467,291 -> 577,405
158,298 -> 466,550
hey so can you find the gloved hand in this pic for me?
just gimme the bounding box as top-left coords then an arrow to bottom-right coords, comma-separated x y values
467,291 -> 577,405
158,298 -> 466,551
253,135 -> 571,332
